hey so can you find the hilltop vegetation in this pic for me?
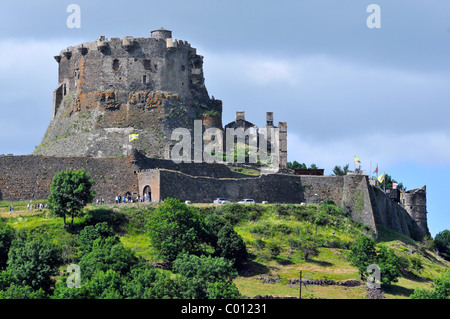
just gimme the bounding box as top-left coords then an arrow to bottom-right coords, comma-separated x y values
0,199 -> 448,299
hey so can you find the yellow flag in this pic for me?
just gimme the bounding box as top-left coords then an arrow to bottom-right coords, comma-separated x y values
377,173 -> 385,183
129,134 -> 139,142
354,157 -> 361,165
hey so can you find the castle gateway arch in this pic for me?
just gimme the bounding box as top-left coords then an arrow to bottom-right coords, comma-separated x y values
143,185 -> 152,202
137,169 -> 160,203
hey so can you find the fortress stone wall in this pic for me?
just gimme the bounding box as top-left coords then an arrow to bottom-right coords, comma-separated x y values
0,155 -> 139,202
0,152 -> 429,240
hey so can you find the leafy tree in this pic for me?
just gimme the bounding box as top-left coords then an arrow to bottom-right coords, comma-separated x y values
173,253 -> 238,282
376,245 -> 401,286
147,198 -> 204,261
206,281 -> 241,299
332,164 -> 350,176
54,269 -> 126,299
84,269 -> 125,299
378,174 -> 405,191
287,161 -> 320,170
348,236 -> 401,285
52,277 -> 90,299
216,223 -> 248,266
410,269 -> 450,299
172,253 -> 240,299
78,236 -> 139,280
0,222 -> 14,269
0,270 -> 13,291
48,169 -> 95,228
77,222 -> 115,257
124,265 -> 184,299
301,241 -> 319,261
6,234 -> 60,292
0,284 -> 47,299
434,230 -> 450,260
202,213 -> 228,247
287,161 -> 307,169
348,236 -> 377,280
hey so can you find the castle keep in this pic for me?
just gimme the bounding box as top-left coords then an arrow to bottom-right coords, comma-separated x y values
35,28 -> 222,159
0,28 -> 429,241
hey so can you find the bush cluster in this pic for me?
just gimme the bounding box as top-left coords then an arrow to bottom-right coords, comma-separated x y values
0,197 -> 247,299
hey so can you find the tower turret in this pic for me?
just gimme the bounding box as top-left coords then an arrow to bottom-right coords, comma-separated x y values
151,27 -> 172,39
403,186 -> 429,241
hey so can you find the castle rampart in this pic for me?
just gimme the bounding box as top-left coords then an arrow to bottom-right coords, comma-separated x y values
0,152 -> 429,240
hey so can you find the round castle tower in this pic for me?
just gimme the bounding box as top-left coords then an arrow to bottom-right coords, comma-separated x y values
34,28 -> 222,158
403,186 -> 429,240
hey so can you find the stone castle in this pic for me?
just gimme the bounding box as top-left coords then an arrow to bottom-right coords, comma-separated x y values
0,28 -> 429,241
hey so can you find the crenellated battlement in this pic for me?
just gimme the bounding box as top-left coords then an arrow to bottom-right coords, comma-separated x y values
57,29 -> 194,63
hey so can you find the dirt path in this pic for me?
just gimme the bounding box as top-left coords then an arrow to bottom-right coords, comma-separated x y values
0,209 -> 46,218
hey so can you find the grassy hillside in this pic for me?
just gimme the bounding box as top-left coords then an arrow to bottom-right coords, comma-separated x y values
0,200 -> 448,299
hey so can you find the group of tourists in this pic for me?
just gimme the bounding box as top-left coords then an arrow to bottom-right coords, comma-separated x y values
95,198 -> 105,205
26,202 -> 47,210
115,194 -> 152,204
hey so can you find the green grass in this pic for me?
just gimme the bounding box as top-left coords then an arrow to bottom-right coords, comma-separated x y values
376,225 -> 417,246
120,233 -> 159,261
228,166 -> 260,176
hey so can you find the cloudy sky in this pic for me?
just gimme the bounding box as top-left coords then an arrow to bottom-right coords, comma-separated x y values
0,0 -> 449,236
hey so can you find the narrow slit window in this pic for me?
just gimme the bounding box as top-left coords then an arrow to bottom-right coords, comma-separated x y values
143,75 -> 147,83
112,59 -> 119,72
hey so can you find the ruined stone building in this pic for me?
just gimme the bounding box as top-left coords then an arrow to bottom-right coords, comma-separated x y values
0,28 -> 429,241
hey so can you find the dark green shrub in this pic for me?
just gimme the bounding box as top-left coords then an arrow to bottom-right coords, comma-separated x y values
267,241 -> 281,259
0,222 -> 14,269
172,253 -> 240,299
7,233 -> 61,292
77,222 -> 115,257
435,230 -> 450,260
203,213 -> 228,247
78,236 -> 139,280
216,224 -> 248,266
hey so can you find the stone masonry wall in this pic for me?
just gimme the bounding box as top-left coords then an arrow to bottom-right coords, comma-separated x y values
0,155 -> 139,203
156,170 -> 379,234
0,153 -> 428,239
